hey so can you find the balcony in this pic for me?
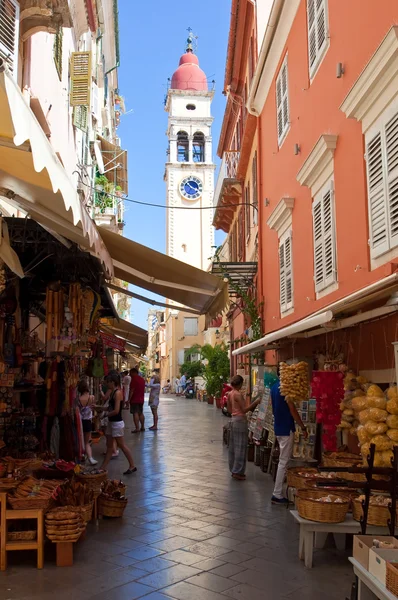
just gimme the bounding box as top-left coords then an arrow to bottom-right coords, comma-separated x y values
19,0 -> 72,42
211,261 -> 257,298
213,151 -> 242,233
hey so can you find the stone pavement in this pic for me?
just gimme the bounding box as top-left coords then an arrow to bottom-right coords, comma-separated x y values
1,396 -> 354,600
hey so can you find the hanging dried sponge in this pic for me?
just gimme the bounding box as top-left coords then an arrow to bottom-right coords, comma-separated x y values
370,435 -> 393,451
364,421 -> 388,436
366,395 -> 387,410
352,396 -> 368,412
279,361 -> 309,402
387,429 -> 398,443
387,386 -> 398,400
367,384 -> 384,398
357,425 -> 372,445
387,398 -> 398,415
387,414 -> 398,429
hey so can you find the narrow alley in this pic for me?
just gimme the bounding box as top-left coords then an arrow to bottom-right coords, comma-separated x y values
3,398 -> 353,600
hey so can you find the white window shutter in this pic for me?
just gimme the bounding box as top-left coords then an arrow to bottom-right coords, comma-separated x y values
386,111 -> 398,249
307,0 -> 328,76
276,55 -> 289,145
279,233 -> 293,313
0,0 -> 19,80
366,130 -> 389,258
313,181 -> 336,292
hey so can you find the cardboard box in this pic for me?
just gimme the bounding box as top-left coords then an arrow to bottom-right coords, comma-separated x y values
353,536 -> 398,570
369,547 -> 398,585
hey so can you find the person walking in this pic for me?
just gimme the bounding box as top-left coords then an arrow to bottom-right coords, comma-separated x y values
122,370 -> 131,409
271,379 -> 307,505
174,376 -> 180,394
129,367 -> 146,433
77,379 -> 98,466
101,372 -> 137,475
148,374 -> 161,431
227,375 -> 261,481
179,373 -> 187,395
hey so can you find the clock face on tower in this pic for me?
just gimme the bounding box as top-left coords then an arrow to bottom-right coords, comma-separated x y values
179,176 -> 203,200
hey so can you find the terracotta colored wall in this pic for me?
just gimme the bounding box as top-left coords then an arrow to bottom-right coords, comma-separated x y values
258,1 -> 398,336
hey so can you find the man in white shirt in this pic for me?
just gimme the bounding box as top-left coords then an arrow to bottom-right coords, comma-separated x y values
122,371 -> 131,408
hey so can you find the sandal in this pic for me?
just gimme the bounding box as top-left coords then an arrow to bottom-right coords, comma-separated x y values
232,473 -> 246,481
123,467 -> 137,475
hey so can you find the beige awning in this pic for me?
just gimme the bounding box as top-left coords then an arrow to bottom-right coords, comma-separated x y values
99,228 -> 228,320
100,317 -> 148,350
0,69 -> 112,276
97,136 -> 128,194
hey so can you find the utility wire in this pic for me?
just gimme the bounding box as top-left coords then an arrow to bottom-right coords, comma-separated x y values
83,182 -> 258,211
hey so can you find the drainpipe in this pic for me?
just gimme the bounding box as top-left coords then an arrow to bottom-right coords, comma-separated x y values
105,0 -> 120,75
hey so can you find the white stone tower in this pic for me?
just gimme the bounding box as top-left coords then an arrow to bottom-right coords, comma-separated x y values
164,35 -> 215,270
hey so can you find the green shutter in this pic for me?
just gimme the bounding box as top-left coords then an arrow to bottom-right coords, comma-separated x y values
72,105 -> 88,132
53,26 -> 63,79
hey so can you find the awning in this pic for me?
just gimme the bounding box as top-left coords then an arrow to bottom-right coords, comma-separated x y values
100,317 -> 148,350
99,228 -> 228,320
97,136 -> 128,194
0,69 -> 112,276
233,274 -> 398,356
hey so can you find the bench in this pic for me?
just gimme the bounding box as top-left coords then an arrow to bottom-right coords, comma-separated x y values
291,510 -> 393,568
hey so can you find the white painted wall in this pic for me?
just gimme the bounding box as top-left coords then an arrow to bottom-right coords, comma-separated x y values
255,0 -> 274,54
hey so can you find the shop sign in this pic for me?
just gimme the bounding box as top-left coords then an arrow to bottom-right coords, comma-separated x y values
100,332 -> 125,351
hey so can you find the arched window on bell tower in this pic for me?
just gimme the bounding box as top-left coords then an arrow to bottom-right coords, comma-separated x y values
177,131 -> 189,162
193,132 -> 205,163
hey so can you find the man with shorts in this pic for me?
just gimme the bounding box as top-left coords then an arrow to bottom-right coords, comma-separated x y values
129,367 -> 146,433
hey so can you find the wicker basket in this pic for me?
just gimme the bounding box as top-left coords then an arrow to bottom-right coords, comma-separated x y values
0,479 -> 19,492
287,467 -> 318,489
322,452 -> 361,466
386,561 -> 398,596
352,497 -> 398,526
7,530 -> 36,541
296,489 -> 350,523
98,496 -> 128,518
79,502 -> 94,523
8,496 -> 53,511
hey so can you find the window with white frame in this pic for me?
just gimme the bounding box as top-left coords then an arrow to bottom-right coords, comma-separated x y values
276,55 -> 289,145
365,103 -> 398,259
178,349 -> 185,365
313,181 -> 336,293
184,317 -> 198,336
0,0 -> 20,80
307,0 -> 328,77
279,232 -> 293,313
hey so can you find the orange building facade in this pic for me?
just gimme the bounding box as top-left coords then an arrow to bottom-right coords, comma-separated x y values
219,0 -> 398,380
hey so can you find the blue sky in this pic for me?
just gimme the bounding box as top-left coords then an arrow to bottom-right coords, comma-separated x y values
117,0 -> 229,329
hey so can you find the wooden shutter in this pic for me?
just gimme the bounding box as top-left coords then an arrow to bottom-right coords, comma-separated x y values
279,233 -> 293,313
313,181 -> 336,292
245,186 -> 251,240
307,0 -> 328,76
0,0 -> 19,80
386,111 -> 398,249
72,105 -> 88,132
276,56 -> 289,144
252,152 -> 258,225
366,130 -> 389,258
70,51 -> 92,107
53,26 -> 63,79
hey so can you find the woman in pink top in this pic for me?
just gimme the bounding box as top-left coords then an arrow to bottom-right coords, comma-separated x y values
227,375 -> 261,481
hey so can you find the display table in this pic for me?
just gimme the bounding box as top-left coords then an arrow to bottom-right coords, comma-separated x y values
291,511 -> 394,568
349,557 -> 396,600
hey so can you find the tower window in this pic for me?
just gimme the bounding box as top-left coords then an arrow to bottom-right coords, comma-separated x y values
193,132 -> 205,163
186,104 -> 196,111
177,131 -> 189,162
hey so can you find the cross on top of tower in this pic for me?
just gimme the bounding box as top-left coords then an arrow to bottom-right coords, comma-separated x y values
186,27 -> 197,53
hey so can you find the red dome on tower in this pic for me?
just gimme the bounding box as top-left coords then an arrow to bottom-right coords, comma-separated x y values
171,50 -> 208,92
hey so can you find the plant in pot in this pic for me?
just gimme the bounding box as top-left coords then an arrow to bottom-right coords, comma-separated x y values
201,344 -> 230,408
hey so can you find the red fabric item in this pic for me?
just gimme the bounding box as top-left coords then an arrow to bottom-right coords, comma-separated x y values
312,371 -> 344,452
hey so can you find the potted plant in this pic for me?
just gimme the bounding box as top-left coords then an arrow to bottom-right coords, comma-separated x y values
201,344 -> 230,408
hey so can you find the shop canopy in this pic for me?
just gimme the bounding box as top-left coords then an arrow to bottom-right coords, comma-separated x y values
100,317 -> 148,351
98,228 -> 228,321
0,69 -> 112,276
233,274 -> 398,356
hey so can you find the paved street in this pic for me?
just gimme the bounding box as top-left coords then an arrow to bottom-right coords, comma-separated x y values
2,397 -> 353,600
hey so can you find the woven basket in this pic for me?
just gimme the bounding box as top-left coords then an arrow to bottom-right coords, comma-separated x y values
386,561 -> 398,596
287,467 -> 318,489
75,471 -> 107,492
0,479 -> 19,491
296,489 -> 350,523
8,530 -> 36,541
98,496 -> 128,518
8,496 -> 53,511
79,502 -> 94,523
322,452 -> 361,466
352,497 -> 398,526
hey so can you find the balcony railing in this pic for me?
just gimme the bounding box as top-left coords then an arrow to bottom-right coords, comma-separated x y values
213,151 -> 241,228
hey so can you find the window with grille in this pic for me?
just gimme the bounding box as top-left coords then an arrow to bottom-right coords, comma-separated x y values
365,102 -> 398,259
276,55 -> 289,145
313,181 -> 336,293
53,26 -> 63,80
184,318 -> 198,336
307,0 -> 328,77
245,185 -> 251,240
279,232 -> 293,313
252,152 -> 258,225
0,0 -> 19,80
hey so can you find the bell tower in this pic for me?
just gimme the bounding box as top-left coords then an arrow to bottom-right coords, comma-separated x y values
164,32 -> 215,270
